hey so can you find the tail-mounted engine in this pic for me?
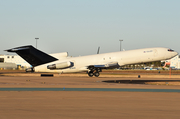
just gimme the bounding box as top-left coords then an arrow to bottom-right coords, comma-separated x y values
47,61 -> 73,69
25,67 -> 34,72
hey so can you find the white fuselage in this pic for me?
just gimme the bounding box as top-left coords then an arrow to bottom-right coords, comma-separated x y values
34,47 -> 178,73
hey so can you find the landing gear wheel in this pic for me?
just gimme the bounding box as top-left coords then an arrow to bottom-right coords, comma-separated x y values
94,72 -> 100,77
88,72 -> 94,77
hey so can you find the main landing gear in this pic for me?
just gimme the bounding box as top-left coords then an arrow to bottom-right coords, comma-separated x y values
88,67 -> 101,77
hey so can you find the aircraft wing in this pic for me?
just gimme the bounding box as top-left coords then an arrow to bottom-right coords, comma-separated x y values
5,45 -> 58,67
88,61 -> 120,70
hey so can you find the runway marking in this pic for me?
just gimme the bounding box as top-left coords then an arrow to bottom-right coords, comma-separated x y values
0,88 -> 179,92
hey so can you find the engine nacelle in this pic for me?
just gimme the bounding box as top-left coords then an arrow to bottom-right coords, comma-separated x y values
47,61 -> 72,69
25,68 -> 34,72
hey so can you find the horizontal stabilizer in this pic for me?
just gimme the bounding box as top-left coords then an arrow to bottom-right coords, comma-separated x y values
5,45 -> 58,67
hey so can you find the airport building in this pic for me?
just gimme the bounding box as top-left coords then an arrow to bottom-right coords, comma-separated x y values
0,62 -> 17,69
120,61 -> 162,70
0,55 -> 31,69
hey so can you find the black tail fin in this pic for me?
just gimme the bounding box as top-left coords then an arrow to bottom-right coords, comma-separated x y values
5,45 -> 58,67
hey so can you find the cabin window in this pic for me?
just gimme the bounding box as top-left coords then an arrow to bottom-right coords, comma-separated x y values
7,56 -> 9,58
103,58 -> 105,60
12,56 -> 14,58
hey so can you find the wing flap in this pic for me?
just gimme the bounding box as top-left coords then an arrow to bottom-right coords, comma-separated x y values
88,61 -> 120,69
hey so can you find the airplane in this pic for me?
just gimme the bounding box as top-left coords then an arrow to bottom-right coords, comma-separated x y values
5,45 -> 178,77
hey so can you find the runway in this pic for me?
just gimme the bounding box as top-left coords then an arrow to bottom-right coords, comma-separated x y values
0,75 -> 180,119
0,88 -> 180,92
0,75 -> 180,88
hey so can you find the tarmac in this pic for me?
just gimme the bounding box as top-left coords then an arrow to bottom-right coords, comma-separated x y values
0,71 -> 180,119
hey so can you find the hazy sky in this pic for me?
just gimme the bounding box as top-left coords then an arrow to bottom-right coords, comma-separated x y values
0,0 -> 180,56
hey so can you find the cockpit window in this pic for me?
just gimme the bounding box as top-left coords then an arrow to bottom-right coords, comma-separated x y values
168,49 -> 174,52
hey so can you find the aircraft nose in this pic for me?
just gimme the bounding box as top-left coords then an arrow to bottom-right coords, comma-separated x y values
175,51 -> 178,56
172,51 -> 178,57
